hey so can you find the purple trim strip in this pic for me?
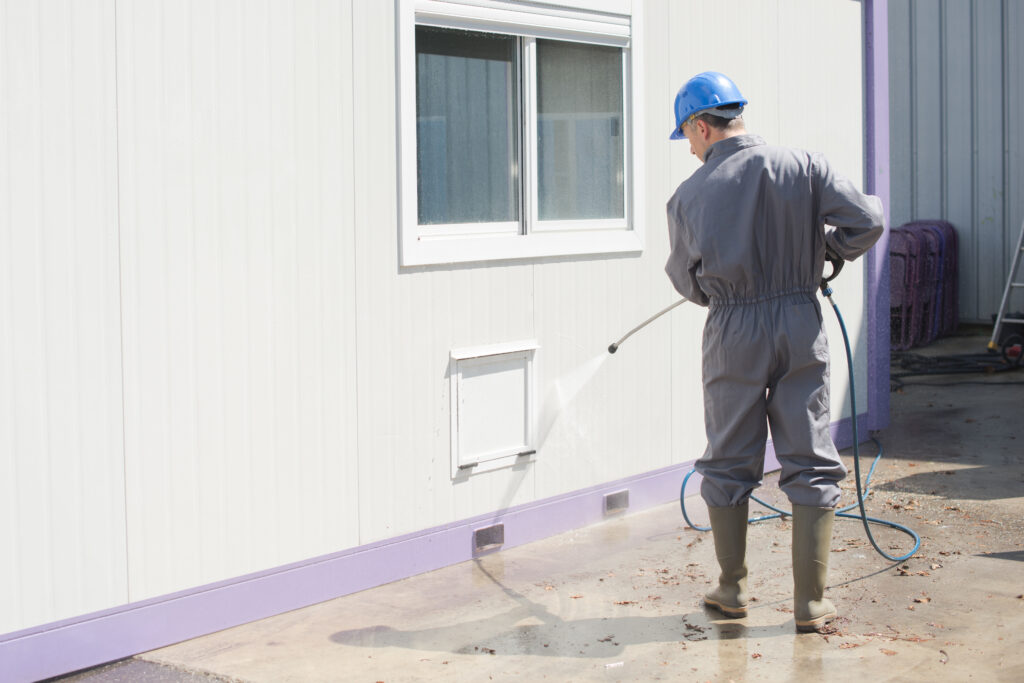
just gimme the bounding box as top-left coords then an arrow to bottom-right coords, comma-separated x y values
865,0 -> 892,431
2,414 -> 864,683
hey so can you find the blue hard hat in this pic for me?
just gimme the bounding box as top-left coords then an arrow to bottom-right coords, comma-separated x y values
670,71 -> 748,140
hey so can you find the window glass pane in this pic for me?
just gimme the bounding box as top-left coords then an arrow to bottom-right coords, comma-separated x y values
537,40 -> 624,221
416,27 -> 519,226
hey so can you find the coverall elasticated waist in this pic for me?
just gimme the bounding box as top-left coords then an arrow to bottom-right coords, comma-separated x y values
665,135 -> 884,508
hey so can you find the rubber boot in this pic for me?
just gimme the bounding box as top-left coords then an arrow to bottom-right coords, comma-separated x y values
792,504 -> 838,632
703,502 -> 749,618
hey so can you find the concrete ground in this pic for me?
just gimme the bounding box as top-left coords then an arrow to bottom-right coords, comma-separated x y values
56,332 -> 1024,682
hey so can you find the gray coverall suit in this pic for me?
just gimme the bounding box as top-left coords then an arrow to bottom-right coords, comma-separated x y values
665,134 -> 884,509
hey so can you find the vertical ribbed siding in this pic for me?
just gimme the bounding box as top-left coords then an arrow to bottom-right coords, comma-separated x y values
2,0 -> 880,636
663,0 -> 870,427
778,0 -> 873,421
0,0 -> 126,633
889,0 -> 1024,322
117,0 -> 360,602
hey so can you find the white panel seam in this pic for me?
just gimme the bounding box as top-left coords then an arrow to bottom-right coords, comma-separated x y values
351,0 -> 362,548
112,0 -> 132,604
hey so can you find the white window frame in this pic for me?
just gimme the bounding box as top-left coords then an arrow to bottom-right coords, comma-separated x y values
397,0 -> 645,266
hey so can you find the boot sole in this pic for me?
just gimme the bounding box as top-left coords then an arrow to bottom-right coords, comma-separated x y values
795,610 -> 837,633
703,596 -> 747,619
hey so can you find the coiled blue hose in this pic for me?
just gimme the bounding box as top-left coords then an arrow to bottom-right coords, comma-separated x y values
679,286 -> 921,563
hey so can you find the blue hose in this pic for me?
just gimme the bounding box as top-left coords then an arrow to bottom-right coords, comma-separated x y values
679,286 -> 921,563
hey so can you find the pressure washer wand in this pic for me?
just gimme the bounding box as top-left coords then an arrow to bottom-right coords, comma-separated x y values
608,297 -> 689,354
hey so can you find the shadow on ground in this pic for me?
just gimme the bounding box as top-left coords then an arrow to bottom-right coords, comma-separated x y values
875,464 -> 1024,501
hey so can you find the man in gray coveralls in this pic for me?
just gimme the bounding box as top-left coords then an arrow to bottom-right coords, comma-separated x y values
665,72 -> 884,632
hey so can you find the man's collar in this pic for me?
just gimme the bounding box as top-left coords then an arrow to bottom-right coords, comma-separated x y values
704,134 -> 766,163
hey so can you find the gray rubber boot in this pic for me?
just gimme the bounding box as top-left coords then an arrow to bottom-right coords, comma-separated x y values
703,502 -> 749,618
792,504 -> 838,632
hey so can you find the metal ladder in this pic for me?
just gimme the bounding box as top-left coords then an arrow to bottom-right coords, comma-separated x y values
988,218 -> 1024,351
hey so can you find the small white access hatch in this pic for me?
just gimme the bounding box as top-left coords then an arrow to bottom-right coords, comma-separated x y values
449,340 -> 537,478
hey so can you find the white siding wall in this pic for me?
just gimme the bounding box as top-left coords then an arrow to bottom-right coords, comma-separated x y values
116,0 -> 361,600
0,0 -> 126,633
661,0 -> 870,425
1,0 -> 872,633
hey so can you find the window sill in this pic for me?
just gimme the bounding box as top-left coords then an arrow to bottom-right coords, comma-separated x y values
400,228 -> 643,266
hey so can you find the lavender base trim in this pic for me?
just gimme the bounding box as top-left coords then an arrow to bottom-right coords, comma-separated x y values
1,414 -> 865,682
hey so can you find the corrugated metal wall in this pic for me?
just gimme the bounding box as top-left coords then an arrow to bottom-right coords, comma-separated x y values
1,0 -> 871,634
889,0 -> 1024,322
